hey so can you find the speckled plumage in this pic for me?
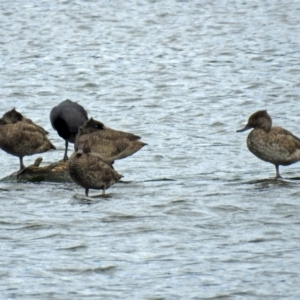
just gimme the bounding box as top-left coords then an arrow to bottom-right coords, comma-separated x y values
67,144 -> 123,197
75,118 -> 147,161
1,108 -> 48,135
77,118 -> 141,141
237,110 -> 300,178
0,110 -> 56,170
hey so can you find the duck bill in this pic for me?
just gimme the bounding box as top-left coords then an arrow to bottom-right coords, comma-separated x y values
236,124 -> 252,132
77,148 -> 83,154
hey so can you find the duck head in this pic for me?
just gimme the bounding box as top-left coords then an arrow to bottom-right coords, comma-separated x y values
79,118 -> 105,135
76,137 -> 92,156
237,110 -> 272,132
1,108 -> 24,124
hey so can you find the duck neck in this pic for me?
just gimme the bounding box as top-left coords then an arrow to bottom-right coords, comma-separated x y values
261,121 -> 272,133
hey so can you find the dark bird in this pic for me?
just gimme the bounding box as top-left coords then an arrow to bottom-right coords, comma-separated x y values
75,118 -> 147,161
67,140 -> 123,197
50,99 -> 88,161
0,109 -> 56,170
237,110 -> 300,178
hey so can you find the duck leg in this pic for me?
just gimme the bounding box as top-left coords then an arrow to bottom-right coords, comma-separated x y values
275,165 -> 282,179
19,157 -> 25,170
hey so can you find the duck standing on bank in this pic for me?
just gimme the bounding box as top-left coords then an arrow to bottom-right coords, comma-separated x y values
75,118 -> 147,161
237,110 -> 300,178
0,109 -> 56,171
67,140 -> 123,197
50,99 -> 88,161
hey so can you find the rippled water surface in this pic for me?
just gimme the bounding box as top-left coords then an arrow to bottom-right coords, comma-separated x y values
1,0 -> 300,299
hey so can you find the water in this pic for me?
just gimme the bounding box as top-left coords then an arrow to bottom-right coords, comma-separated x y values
1,0 -> 300,298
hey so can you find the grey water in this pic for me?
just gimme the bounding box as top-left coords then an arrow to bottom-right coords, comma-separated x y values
1,0 -> 300,299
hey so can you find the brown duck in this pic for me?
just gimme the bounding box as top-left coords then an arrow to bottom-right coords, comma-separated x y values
1,108 -> 48,134
67,140 -> 123,196
0,109 -> 56,170
237,110 -> 300,178
77,118 -> 141,140
75,118 -> 147,161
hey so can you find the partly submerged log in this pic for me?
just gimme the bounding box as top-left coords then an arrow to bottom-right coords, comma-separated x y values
0,157 -> 72,183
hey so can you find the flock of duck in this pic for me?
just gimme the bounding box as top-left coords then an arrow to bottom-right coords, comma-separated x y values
1,100 -> 300,196
0,100 -> 146,196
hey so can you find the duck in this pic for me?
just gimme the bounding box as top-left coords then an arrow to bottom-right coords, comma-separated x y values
50,99 -> 88,161
1,108 -> 48,134
67,139 -> 123,197
237,110 -> 300,178
0,109 -> 56,170
75,118 -> 147,161
77,118 -> 141,141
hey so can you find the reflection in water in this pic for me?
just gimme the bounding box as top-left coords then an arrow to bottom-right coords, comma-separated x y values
245,178 -> 299,190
